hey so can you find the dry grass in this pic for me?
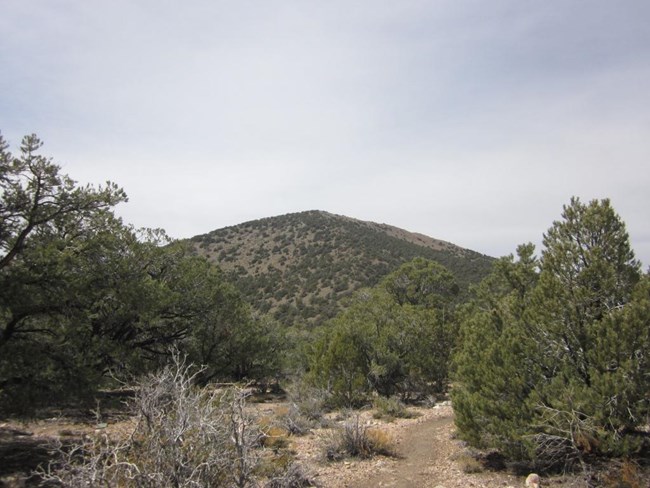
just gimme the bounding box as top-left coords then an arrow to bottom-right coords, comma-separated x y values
601,459 -> 646,488
261,425 -> 291,450
455,453 -> 485,474
325,415 -> 397,460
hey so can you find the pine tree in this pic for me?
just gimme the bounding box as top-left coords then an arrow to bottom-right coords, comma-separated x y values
307,258 -> 459,405
530,198 -> 644,458
452,244 -> 540,460
453,198 -> 649,467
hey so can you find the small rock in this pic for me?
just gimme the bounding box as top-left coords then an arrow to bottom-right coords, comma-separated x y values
525,473 -> 541,488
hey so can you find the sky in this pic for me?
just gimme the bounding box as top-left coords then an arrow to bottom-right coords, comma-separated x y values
2,1 -> 649,266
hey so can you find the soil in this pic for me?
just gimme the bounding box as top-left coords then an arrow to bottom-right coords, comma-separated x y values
288,403 -> 588,488
0,401 -> 590,488
292,405 -> 518,488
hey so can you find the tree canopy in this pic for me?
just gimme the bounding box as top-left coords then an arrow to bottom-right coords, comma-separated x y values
0,133 -> 283,412
452,198 -> 648,469
306,258 -> 460,406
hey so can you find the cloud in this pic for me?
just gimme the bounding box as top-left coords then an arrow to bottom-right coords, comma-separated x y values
2,0 -> 649,265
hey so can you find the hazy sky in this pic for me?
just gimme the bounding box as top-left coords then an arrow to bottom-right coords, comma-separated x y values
2,1 -> 649,265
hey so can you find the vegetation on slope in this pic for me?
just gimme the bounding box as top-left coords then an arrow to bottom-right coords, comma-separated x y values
190,210 -> 493,326
3,132 -> 647,484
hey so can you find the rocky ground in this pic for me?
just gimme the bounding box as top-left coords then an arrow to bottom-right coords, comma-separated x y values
0,400 -> 606,487
287,404 -> 586,488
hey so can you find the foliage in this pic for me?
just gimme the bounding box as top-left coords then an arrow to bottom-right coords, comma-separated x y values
284,381 -> 331,426
372,395 -> 414,420
452,243 -> 540,460
0,133 -> 127,273
190,210 -> 493,327
452,198 -> 649,469
0,133 -> 285,411
382,257 -> 459,308
307,258 -> 459,406
185,307 -> 287,384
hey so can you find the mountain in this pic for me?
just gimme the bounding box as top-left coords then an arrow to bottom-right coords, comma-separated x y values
189,210 -> 494,326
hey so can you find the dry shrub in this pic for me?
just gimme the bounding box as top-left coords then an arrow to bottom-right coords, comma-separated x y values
325,415 -> 396,460
455,453 -> 484,474
256,450 -> 294,479
365,428 -> 396,457
279,404 -> 316,436
272,384 -> 333,437
264,461 -> 319,488
602,459 -> 645,488
285,382 -> 331,424
261,425 -> 291,450
39,352 -> 261,487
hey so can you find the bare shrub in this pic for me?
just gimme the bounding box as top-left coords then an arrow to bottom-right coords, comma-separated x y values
285,383 -> 331,424
325,415 -> 396,460
276,404 -> 315,436
39,351 -> 261,487
264,462 -> 318,488
38,434 -> 133,486
528,404 -> 600,473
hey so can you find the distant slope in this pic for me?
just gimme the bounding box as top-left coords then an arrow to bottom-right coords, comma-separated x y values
189,210 -> 493,326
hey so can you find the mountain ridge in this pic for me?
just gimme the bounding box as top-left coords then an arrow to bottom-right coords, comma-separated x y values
189,210 -> 494,326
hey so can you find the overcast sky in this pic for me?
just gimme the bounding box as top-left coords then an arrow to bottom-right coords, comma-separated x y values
2,1 -> 649,265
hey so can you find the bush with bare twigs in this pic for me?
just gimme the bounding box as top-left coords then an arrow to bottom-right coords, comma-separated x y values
264,461 -> 319,488
325,415 -> 396,460
39,352 -> 261,487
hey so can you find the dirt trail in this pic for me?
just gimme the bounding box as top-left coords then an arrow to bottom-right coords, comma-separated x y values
333,406 -> 521,488
2,403 -> 586,488
355,414 -> 454,488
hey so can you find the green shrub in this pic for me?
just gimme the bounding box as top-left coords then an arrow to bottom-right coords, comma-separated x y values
372,396 -> 414,420
452,198 -> 649,470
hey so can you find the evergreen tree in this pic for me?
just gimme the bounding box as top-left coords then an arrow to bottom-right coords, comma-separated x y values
307,258 -> 459,406
452,244 -> 540,460
453,198 -> 649,467
530,198 -> 644,458
382,257 -> 459,308
0,133 -> 282,411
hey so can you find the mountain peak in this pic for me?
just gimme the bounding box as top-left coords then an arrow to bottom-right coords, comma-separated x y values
190,211 -> 492,326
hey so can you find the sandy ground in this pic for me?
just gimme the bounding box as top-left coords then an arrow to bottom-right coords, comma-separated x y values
0,401 -> 591,487
290,404 -> 524,488
286,403 -> 591,488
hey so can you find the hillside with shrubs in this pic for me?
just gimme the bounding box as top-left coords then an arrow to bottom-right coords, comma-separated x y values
1,132 -> 649,487
189,210 -> 493,326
